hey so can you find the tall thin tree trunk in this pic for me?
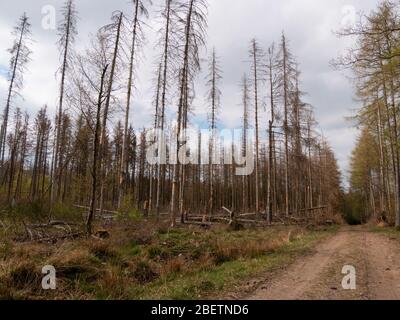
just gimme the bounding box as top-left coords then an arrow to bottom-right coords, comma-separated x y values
171,0 -> 194,226
251,40 -> 260,214
52,1 -> 73,205
119,1 -> 140,209
282,34 -> 290,217
0,17 -> 27,166
87,65 -> 108,235
99,12 -> 123,215
156,0 -> 172,216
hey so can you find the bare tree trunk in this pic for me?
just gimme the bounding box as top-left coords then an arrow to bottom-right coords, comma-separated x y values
52,0 -> 75,205
282,34 -> 290,217
99,12 -> 123,215
267,46 -> 276,224
251,39 -> 260,214
207,48 -> 221,217
376,99 -> 387,215
241,75 -> 249,213
119,1 -> 140,209
171,0 -> 194,226
7,112 -> 21,203
14,114 -> 28,201
0,16 -> 28,166
87,65 -> 108,235
307,118 -> 314,209
149,64 -> 162,214
156,0 -> 172,217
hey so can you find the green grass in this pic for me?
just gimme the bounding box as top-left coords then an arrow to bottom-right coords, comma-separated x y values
370,226 -> 400,239
126,227 -> 337,300
1,222 -> 338,300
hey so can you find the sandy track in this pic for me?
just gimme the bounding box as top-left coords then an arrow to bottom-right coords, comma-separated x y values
245,227 -> 400,300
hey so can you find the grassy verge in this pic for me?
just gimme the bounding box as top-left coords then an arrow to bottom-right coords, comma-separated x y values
370,226 -> 400,239
0,221 -> 337,300
133,227 -> 337,300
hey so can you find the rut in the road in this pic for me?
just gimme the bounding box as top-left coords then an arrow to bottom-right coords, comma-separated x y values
245,227 -> 400,300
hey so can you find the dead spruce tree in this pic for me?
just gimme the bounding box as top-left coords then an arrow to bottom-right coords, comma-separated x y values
87,65 -> 108,235
13,112 -> 29,202
291,66 -> 305,213
305,108 -> 317,209
0,4 -> 344,228
99,11 -> 124,215
118,0 -> 152,209
206,48 -> 222,217
155,0 -> 181,216
73,31 -> 111,235
241,74 -> 250,212
148,63 -> 163,213
51,0 -> 77,205
6,108 -> 22,203
0,13 -> 32,169
30,107 -> 51,202
277,33 -> 295,217
266,43 -> 279,223
249,39 -> 266,215
170,0 -> 208,226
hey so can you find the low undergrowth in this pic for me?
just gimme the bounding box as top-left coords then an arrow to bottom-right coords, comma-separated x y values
370,226 -> 400,239
0,220 -> 337,300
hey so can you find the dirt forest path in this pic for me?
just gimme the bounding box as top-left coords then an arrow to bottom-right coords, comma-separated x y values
244,226 -> 400,300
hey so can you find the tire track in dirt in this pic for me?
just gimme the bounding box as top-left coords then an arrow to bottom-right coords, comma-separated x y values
365,232 -> 400,300
244,227 -> 400,300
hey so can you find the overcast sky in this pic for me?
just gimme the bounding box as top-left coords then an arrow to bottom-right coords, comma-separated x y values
0,0 -> 381,185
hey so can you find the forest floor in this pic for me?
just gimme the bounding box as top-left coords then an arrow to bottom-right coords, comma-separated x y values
227,225 -> 400,300
0,218 -> 337,300
3,218 -> 399,300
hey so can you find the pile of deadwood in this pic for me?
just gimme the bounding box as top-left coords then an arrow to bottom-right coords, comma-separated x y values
1,220 -> 84,244
7,220 -> 112,244
1,205 -> 118,243
182,206 -> 329,228
1,205 -> 329,243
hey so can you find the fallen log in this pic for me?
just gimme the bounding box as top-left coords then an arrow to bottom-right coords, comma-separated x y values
182,221 -> 212,229
35,232 -> 84,243
29,221 -> 75,228
73,205 -> 119,215
239,213 -> 260,217
186,216 -> 231,223
222,207 -> 237,226
236,219 -> 270,225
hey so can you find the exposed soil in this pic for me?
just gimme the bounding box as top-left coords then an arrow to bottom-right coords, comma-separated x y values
240,226 -> 400,300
